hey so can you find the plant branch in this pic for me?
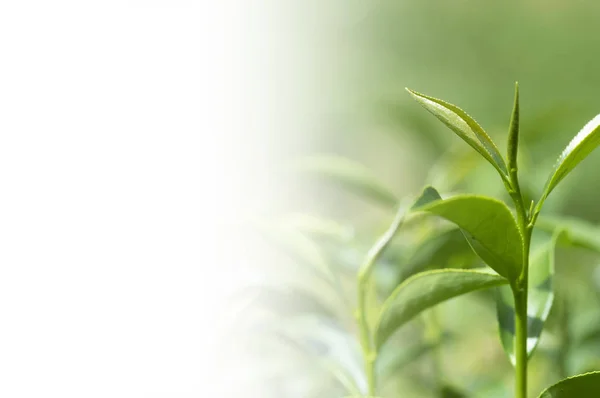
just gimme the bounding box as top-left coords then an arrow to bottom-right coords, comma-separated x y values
356,203 -> 407,396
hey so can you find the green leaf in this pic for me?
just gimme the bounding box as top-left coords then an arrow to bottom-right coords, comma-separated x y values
537,113 -> 600,209
406,88 -> 508,179
414,194 -> 523,281
496,232 -> 558,365
374,268 -> 508,350
411,185 -> 442,209
538,371 -> 600,397
507,82 -> 520,174
295,154 -> 398,207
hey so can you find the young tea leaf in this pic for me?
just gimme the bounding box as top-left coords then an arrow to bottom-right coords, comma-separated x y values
507,82 -> 520,174
414,195 -> 524,281
295,154 -> 398,207
496,232 -> 558,365
538,371 -> 600,397
374,268 -> 508,350
537,114 -> 600,209
406,88 -> 509,180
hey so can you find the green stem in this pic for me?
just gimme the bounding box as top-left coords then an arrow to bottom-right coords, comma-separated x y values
357,282 -> 376,396
509,168 -> 533,398
513,283 -> 529,398
355,203 -> 407,396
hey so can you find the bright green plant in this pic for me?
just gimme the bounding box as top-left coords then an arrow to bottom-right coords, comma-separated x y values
398,84 -> 600,397
254,84 -> 600,398
350,83 -> 600,397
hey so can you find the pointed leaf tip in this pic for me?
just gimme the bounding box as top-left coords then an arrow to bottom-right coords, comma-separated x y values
411,185 -> 442,209
406,89 -> 509,179
538,113 -> 600,209
507,82 -> 520,173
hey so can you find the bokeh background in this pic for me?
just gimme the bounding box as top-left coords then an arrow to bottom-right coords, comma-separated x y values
217,2 -> 600,397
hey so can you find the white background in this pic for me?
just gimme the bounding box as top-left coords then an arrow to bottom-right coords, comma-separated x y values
0,1 -> 273,396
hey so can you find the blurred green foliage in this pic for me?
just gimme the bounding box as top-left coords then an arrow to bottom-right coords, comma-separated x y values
219,2 -> 600,398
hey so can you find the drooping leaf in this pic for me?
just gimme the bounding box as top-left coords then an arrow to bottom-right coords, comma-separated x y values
538,371 -> 600,397
406,88 -> 508,179
374,268 -> 508,349
496,232 -> 558,365
414,194 -> 523,281
537,114 -> 600,209
295,154 -> 398,207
